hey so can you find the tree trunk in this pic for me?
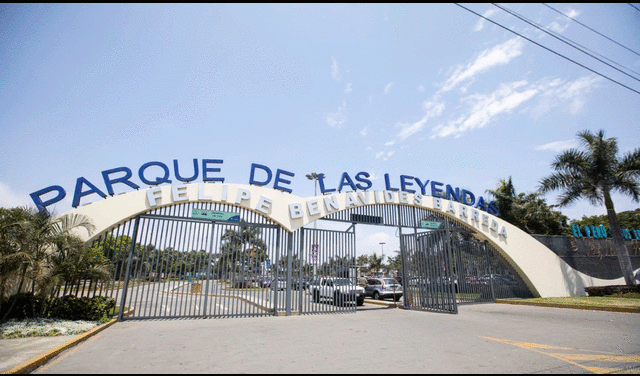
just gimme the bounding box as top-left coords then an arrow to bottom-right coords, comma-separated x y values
604,191 -> 636,286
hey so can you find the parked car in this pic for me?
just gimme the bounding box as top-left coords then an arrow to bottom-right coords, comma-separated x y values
308,277 -> 365,306
232,276 -> 251,288
292,278 -> 309,290
364,277 -> 403,301
259,276 -> 273,288
275,278 -> 287,291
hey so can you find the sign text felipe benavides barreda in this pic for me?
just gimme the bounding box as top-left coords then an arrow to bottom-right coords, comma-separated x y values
29,158 -> 501,216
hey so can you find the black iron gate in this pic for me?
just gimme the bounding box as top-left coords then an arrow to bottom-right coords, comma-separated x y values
400,227 -> 458,314
295,226 -> 357,315
73,202 -> 532,320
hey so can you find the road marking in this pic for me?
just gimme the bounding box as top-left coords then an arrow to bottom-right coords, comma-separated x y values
483,337 -> 640,374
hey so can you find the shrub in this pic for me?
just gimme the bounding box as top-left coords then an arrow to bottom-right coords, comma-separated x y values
48,295 -> 116,321
0,293 -> 51,321
584,285 -> 640,296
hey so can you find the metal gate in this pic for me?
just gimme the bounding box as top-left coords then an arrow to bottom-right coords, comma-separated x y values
400,226 -> 458,314
85,202 -> 292,320
294,226 -> 357,314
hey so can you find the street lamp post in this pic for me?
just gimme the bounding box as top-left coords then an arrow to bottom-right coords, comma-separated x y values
379,242 -> 385,277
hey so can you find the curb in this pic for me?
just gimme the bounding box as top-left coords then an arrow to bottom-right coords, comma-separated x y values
495,299 -> 640,314
1,308 -> 134,374
364,299 -> 400,308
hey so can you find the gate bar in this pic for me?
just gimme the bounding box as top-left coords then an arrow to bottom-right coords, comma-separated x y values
118,215 -> 140,321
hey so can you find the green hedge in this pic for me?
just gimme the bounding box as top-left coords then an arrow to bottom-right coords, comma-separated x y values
0,293 -> 116,322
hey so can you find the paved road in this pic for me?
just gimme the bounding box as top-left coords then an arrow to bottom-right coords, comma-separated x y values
33,303 -> 640,374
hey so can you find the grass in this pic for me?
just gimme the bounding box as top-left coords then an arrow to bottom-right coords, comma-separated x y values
500,292 -> 640,310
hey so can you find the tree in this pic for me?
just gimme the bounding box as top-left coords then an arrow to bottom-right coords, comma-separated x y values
356,254 -> 370,275
539,130 -> 640,286
1,207 -> 96,321
368,252 -> 385,277
387,251 -> 402,276
217,223 -> 267,278
570,208 -> 640,231
487,177 -> 571,235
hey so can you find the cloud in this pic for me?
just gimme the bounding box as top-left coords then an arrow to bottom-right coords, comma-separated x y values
439,37 -> 524,93
473,9 -> 497,31
344,83 -> 353,94
375,150 -> 395,161
360,127 -> 368,136
326,101 -> 347,128
432,81 -> 537,138
529,75 -> 602,117
534,140 -> 578,152
0,182 -> 33,209
384,141 -> 395,147
384,81 -> 394,94
396,99 -> 445,141
566,9 -> 580,18
417,85 -> 425,92
331,58 -> 341,82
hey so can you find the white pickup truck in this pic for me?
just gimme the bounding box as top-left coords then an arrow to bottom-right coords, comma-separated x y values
308,277 -> 365,306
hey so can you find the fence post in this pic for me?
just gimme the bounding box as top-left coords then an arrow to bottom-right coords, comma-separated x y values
118,215 -> 140,321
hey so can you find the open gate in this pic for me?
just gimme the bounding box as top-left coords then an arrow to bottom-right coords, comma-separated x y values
400,226 -> 458,314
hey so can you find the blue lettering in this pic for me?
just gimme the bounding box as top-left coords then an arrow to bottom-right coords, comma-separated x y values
475,196 -> 487,211
400,175 -> 416,194
30,185 -> 66,212
139,161 -> 172,185
273,169 -> 294,193
461,189 -> 475,206
72,177 -> 107,208
318,173 -> 335,194
584,226 -> 591,237
431,181 -> 444,198
487,201 -> 500,216
249,163 -> 272,186
173,159 -> 199,183
384,174 -> 399,191
571,225 -> 583,237
354,172 -> 372,190
445,185 -> 460,202
202,159 -> 224,183
337,172 -> 357,192
102,167 -> 140,196
414,178 -> 430,195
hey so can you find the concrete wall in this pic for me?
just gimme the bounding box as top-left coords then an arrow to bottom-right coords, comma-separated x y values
532,235 -> 640,280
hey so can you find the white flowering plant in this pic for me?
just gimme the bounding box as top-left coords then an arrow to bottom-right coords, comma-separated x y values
0,318 -> 100,339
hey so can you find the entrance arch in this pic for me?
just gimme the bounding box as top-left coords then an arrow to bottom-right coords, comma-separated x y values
61,182 -> 627,317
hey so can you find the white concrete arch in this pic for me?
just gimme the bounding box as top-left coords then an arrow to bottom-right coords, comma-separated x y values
63,183 -> 626,297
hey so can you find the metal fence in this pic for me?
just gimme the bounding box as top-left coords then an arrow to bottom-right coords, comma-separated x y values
64,202 -> 533,320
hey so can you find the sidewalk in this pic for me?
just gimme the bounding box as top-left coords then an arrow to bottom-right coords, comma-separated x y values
0,336 -> 75,373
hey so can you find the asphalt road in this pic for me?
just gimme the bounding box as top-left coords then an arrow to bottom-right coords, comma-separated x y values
32,303 -> 640,374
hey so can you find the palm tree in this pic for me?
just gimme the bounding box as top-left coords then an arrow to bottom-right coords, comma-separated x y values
539,130 -> 640,286
1,207 -> 96,321
368,252 -> 385,277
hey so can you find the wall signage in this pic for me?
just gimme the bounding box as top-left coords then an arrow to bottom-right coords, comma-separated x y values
571,224 -> 640,240
191,209 -> 240,222
29,158 -> 500,216
420,220 -> 442,229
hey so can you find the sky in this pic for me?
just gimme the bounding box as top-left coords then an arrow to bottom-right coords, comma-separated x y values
1,3 -> 639,258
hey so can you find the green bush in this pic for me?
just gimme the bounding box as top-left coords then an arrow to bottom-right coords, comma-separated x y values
48,296 -> 116,321
1,293 -> 116,322
0,293 -> 51,320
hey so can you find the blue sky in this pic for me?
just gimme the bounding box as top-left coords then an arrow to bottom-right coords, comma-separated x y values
1,4 -> 639,257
